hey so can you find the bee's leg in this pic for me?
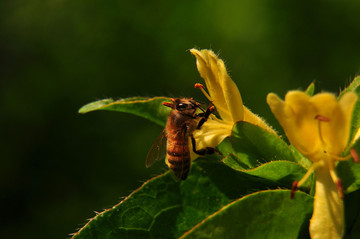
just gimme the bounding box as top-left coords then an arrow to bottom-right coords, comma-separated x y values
196,104 -> 215,129
191,136 -> 217,155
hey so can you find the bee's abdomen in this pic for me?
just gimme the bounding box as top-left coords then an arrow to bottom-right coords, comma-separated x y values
166,140 -> 190,180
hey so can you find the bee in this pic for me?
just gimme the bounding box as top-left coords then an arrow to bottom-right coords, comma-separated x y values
146,98 -> 216,180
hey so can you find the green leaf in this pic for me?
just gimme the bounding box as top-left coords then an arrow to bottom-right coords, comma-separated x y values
289,145 -> 312,170
229,122 -> 296,168
338,76 -> 360,99
78,96 -> 171,126
181,190 -> 313,239
338,140 -> 360,194
72,160 -> 281,239
305,82 -> 315,96
220,152 -> 252,171
222,158 -> 312,190
217,137 -> 257,169
349,104 -> 360,148
220,122 -> 312,191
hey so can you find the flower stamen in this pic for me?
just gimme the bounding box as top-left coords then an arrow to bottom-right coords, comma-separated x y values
315,115 -> 330,122
324,148 -> 358,162
194,83 -> 230,116
291,161 -> 323,199
329,153 -> 352,161
328,161 -> 344,199
337,179 -> 344,199
350,148 -> 359,163
315,114 -> 330,148
194,83 -> 213,102
291,181 -> 298,199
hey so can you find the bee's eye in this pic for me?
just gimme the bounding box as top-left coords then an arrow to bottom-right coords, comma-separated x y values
176,103 -> 188,110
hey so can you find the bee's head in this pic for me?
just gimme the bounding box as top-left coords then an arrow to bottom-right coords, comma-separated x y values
163,98 -> 201,115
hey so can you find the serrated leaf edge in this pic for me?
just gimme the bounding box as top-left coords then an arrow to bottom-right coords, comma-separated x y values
70,171 -> 170,238
79,96 -> 170,114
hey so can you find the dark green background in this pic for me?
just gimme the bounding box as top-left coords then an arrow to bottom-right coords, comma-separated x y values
1,1 -> 360,238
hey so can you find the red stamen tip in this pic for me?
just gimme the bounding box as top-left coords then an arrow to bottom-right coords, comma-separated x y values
351,148 -> 359,163
315,115 -> 330,122
170,98 -> 176,102
194,83 -> 204,89
336,179 -> 344,199
291,180 -> 298,199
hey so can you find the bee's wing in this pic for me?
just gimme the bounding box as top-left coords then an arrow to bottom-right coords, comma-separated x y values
146,130 -> 167,168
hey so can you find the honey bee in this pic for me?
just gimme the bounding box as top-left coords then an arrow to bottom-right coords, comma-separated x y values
146,98 -> 216,180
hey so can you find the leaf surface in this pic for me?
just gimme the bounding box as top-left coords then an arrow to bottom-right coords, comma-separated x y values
222,158 -> 312,189
181,190 -> 313,239
229,122 -> 296,168
305,82 -> 315,96
72,160 -> 280,239
79,97 -> 171,126
338,140 -> 360,194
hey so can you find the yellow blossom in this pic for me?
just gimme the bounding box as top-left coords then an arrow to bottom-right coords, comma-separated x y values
190,49 -> 276,152
267,90 -> 358,239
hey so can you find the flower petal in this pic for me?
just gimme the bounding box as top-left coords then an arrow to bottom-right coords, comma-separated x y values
243,106 -> 276,134
190,49 -> 243,122
310,163 -> 344,239
220,59 -> 244,122
311,92 -> 357,155
267,91 -> 322,159
338,92 -> 358,147
192,118 -> 233,150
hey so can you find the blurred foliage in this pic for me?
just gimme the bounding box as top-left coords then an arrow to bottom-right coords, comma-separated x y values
1,0 -> 360,238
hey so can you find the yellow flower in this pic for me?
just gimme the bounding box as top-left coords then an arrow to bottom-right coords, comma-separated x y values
267,90 -> 358,239
190,49 -> 276,152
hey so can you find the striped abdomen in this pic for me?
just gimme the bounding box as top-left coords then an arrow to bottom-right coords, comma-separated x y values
166,137 -> 191,180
